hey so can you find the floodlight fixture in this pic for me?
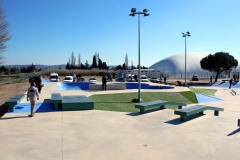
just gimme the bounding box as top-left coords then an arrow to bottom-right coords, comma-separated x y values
143,9 -> 149,13
144,13 -> 149,16
129,13 -> 135,16
131,8 -> 136,13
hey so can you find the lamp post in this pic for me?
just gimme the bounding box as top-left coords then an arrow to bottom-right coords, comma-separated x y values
129,8 -> 149,103
182,31 -> 191,86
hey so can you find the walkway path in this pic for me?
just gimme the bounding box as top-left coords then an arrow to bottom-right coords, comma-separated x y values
1,82 -> 240,160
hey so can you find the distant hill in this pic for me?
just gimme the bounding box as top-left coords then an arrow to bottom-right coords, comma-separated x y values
5,64 -> 66,69
5,64 -> 118,70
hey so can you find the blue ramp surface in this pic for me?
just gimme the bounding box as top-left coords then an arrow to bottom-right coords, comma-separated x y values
8,102 -> 58,113
208,81 -> 239,88
195,93 -> 222,103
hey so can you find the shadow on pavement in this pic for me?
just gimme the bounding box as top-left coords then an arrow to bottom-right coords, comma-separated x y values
0,115 -> 29,120
165,114 -> 205,125
127,108 -> 165,116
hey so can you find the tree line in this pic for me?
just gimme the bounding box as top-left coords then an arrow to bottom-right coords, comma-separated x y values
0,63 -> 37,74
65,52 -> 109,70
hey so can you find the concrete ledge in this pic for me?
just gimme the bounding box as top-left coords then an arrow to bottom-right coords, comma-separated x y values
89,83 -> 126,90
62,95 -> 94,111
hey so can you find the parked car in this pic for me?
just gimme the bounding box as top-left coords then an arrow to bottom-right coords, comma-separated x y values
126,74 -> 134,82
192,76 -> 199,81
116,77 -> 125,82
49,73 -> 59,82
88,77 -> 97,83
63,76 -> 73,82
140,75 -> 149,82
150,77 -> 160,83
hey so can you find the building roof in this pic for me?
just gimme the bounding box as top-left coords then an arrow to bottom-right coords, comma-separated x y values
149,53 -> 210,73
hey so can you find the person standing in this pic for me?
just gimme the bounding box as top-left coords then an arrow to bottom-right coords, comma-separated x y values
229,78 -> 233,89
35,75 -> 42,93
102,75 -> 107,90
209,76 -> 213,83
27,83 -> 39,117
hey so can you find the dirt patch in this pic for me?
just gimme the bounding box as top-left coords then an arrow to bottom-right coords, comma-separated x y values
0,81 -> 29,105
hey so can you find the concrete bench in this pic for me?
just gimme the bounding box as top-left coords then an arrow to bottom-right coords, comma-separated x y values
61,95 -> 94,111
174,105 -> 224,121
135,100 -> 186,114
51,93 -> 62,109
5,94 -> 26,112
222,80 -> 230,82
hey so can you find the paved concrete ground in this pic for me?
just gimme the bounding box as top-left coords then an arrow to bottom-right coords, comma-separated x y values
1,82 -> 240,160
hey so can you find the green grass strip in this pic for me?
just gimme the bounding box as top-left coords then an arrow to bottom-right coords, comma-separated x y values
189,88 -> 217,95
90,92 -> 197,113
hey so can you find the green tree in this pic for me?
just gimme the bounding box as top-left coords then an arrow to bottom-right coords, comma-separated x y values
98,59 -> 103,69
92,55 -> 97,68
102,62 -> 108,70
200,52 -> 238,82
66,62 -> 70,70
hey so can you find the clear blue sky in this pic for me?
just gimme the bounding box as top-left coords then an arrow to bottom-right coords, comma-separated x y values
1,0 -> 240,67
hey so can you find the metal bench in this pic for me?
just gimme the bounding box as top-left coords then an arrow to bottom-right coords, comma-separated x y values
51,93 -> 62,109
5,94 -> 26,112
135,100 -> 186,114
174,105 -> 224,121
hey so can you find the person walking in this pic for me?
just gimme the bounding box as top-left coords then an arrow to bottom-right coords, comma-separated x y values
27,82 -> 39,117
102,75 -> 107,90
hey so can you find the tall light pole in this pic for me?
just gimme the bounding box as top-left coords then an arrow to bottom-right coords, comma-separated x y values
129,8 -> 149,103
182,31 -> 191,86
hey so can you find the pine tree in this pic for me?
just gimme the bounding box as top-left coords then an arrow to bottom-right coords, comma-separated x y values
124,53 -> 128,70
78,53 -> 81,67
92,55 -> 97,68
98,59 -> 103,69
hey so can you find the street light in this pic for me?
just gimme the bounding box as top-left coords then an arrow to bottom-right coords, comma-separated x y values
129,8 -> 149,103
182,31 -> 191,86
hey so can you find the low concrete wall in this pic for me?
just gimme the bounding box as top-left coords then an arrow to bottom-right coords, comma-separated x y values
89,83 -> 126,90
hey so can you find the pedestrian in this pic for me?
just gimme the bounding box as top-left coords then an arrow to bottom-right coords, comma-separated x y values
233,74 -> 236,81
27,82 -> 39,117
102,74 -> 107,90
209,76 -> 212,83
229,78 -> 233,89
73,73 -> 77,82
134,74 -> 138,82
164,77 -> 167,84
35,75 -> 42,93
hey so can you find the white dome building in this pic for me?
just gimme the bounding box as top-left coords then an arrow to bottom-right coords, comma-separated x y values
149,53 -> 212,78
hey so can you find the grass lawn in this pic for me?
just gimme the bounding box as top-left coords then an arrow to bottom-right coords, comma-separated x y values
189,88 -> 217,95
90,91 -> 199,113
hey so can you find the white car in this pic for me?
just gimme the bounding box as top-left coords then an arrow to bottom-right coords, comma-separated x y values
63,76 -> 73,82
140,75 -> 149,82
49,73 -> 59,82
88,77 -> 97,83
